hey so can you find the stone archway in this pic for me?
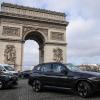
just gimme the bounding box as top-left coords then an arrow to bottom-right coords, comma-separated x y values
0,3 -> 68,71
23,31 -> 46,64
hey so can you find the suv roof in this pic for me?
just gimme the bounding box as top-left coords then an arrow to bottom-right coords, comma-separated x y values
38,62 -> 63,65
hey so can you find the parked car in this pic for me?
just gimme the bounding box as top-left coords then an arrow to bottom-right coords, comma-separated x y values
20,70 -> 32,78
28,62 -> 100,98
0,64 -> 18,76
0,68 -> 18,89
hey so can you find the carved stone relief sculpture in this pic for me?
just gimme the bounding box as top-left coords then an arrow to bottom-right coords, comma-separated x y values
22,26 -> 48,39
4,45 -> 16,65
53,48 -> 63,62
2,26 -> 20,37
51,32 -> 64,41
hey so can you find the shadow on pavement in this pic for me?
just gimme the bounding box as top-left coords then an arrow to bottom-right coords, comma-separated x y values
40,87 -> 75,96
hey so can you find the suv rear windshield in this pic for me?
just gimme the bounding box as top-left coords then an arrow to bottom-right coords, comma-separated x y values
4,66 -> 14,71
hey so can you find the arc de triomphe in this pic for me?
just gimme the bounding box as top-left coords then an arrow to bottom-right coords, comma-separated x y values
0,3 -> 68,71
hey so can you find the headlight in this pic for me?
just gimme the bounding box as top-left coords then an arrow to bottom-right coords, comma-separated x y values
88,77 -> 100,81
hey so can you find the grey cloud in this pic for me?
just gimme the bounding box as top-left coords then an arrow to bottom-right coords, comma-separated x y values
67,15 -> 100,62
68,56 -> 100,65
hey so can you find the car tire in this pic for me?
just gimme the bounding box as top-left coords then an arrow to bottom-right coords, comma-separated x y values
0,81 -> 3,89
32,80 -> 42,92
77,81 -> 92,98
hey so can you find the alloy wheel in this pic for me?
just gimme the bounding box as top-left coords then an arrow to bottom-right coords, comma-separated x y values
32,80 -> 42,92
77,81 -> 91,97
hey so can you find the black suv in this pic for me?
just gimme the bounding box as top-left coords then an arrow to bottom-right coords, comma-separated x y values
0,69 -> 18,89
28,62 -> 100,98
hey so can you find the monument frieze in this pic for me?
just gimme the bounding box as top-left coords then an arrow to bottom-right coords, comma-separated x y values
0,12 -> 68,26
1,18 -> 66,30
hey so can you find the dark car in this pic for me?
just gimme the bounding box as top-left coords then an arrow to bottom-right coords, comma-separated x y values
19,70 -> 32,78
0,69 -> 18,89
28,62 -> 100,98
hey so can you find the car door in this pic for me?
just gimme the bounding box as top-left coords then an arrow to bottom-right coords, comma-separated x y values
51,63 -> 70,88
40,63 -> 54,86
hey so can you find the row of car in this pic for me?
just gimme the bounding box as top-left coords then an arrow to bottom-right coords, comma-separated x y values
0,64 -> 33,89
1,62 -> 100,98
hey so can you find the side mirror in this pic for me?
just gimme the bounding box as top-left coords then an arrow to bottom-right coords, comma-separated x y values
61,69 -> 68,75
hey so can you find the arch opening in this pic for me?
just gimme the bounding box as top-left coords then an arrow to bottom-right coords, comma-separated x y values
24,31 -> 45,48
23,31 -> 45,70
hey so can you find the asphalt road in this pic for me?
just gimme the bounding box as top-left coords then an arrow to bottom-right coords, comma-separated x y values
0,79 -> 100,100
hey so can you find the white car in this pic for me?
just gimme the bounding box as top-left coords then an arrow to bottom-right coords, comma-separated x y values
0,64 -> 18,76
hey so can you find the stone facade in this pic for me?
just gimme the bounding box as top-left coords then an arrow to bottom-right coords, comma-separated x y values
0,3 -> 68,71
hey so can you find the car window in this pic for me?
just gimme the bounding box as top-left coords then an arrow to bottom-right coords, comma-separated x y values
52,64 -> 66,73
4,66 -> 14,71
34,65 -> 41,71
40,64 -> 51,72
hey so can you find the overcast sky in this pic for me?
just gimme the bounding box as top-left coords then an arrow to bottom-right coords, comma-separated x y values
0,0 -> 100,69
